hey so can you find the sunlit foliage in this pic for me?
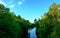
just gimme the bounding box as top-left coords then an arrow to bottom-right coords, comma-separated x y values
36,3 -> 60,38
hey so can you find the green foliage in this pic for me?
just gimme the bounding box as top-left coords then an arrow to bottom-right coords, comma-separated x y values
36,3 -> 60,38
0,11 -> 20,38
1,3 -> 60,38
0,4 -> 30,38
18,18 -> 30,38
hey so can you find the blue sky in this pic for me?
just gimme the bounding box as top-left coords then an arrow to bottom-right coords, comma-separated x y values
0,0 -> 60,22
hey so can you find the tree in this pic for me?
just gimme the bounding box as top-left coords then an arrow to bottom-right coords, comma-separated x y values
36,3 -> 60,38
0,4 -> 20,38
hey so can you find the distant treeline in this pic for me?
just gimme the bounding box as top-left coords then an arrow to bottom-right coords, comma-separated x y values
0,3 -> 60,38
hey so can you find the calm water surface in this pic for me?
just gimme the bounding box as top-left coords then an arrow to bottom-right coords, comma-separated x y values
28,27 -> 37,38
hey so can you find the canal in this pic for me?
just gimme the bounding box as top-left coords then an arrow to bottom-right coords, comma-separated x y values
28,27 -> 37,38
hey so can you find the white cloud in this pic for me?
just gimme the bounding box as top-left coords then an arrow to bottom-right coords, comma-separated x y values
18,1 -> 22,5
9,4 -> 15,8
0,0 -> 6,6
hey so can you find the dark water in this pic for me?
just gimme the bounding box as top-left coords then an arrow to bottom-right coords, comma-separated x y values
28,27 -> 37,38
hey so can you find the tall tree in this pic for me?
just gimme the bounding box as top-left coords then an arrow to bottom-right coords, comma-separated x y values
36,3 -> 60,38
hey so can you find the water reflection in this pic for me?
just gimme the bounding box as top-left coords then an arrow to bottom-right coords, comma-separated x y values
28,27 -> 37,38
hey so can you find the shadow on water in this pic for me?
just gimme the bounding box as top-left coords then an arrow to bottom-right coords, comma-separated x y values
27,27 -> 37,38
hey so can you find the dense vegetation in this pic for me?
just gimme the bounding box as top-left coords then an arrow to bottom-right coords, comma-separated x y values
35,3 -> 60,38
0,4 -> 30,38
0,3 -> 60,38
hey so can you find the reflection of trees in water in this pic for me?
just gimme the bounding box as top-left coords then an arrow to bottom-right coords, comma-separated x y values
27,33 -> 30,38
